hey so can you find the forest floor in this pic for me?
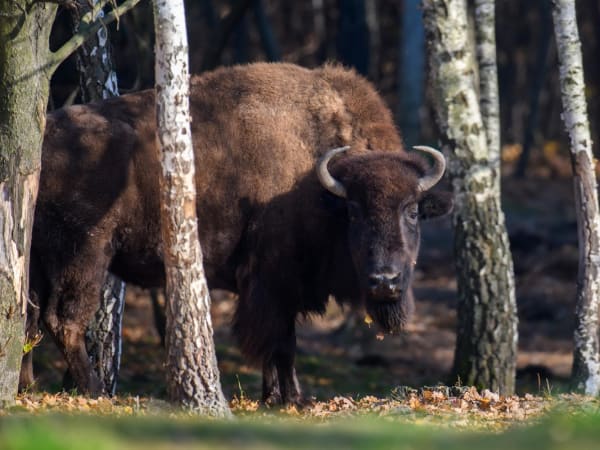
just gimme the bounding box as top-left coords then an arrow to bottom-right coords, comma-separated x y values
11,166 -> 593,431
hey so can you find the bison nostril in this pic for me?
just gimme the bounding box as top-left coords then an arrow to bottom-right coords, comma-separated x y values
368,273 -> 402,293
368,274 -> 383,289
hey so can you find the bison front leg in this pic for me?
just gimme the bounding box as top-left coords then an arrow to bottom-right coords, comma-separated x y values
261,323 -> 304,407
233,272 -> 306,407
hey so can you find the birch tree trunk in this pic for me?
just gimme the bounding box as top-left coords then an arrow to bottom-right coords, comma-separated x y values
71,0 -> 126,397
153,0 -> 230,416
72,1 -> 119,102
422,0 -> 518,395
551,0 -> 600,395
473,0 -> 500,180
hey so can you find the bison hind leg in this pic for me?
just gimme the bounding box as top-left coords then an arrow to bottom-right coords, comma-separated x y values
42,250 -> 111,397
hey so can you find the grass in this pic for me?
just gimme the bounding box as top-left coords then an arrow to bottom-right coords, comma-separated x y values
1,389 -> 599,450
2,409 -> 600,450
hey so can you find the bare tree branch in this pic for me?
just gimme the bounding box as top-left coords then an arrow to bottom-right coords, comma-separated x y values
45,0 -> 143,76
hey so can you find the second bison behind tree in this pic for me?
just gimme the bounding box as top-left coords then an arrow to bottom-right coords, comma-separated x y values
25,63 -> 452,405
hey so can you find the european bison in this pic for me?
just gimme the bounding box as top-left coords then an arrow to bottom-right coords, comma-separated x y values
23,62 -> 452,405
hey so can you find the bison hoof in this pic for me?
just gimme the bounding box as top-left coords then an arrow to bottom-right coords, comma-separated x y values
262,391 -> 282,408
262,392 -> 314,409
289,395 -> 315,409
63,369 -> 105,398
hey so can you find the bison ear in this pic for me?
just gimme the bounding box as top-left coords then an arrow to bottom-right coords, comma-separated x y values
321,191 -> 347,215
418,190 -> 453,220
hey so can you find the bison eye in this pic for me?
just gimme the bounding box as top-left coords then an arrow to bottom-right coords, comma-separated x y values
406,204 -> 419,224
347,201 -> 362,222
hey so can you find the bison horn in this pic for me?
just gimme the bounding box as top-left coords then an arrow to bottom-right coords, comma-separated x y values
317,146 -> 350,198
413,145 -> 446,191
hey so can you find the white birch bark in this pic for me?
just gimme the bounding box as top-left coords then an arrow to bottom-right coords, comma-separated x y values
72,1 -> 119,101
71,0 -> 126,397
551,0 -> 600,396
153,0 -> 230,416
473,0 -> 501,178
422,0 -> 518,394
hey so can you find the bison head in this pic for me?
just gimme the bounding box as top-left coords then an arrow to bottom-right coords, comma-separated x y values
317,146 -> 452,333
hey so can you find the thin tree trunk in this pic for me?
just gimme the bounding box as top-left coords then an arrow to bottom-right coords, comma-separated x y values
71,0 -> 126,397
312,0 -> 327,62
365,0 -> 380,80
398,0 -> 425,148
337,0 -> 370,76
473,0 -> 501,179
253,0 -> 280,61
515,0 -> 552,179
200,0 -> 254,71
153,0 -> 230,416
422,0 -> 518,395
552,0 -> 600,395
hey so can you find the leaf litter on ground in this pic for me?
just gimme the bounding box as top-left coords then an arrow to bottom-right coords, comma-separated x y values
8,386 -> 600,433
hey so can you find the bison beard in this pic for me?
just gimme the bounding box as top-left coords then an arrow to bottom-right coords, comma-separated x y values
25,63 -> 453,406
367,298 -> 414,334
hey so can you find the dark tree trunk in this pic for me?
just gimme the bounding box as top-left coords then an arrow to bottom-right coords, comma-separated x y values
200,0 -> 255,71
253,0 -> 280,61
514,0 -> 552,178
336,0 -> 370,76
397,0 -> 425,148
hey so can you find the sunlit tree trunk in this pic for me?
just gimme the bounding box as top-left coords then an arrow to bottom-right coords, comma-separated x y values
70,0 -> 126,397
0,0 -> 55,407
422,0 -> 518,395
0,0 -> 141,406
473,0 -> 500,182
153,0 -> 230,416
552,0 -> 600,395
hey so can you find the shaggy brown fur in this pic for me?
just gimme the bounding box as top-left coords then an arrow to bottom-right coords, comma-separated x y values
23,63 -> 452,405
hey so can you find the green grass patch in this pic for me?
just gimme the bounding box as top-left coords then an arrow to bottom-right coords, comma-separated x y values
2,410 -> 600,450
